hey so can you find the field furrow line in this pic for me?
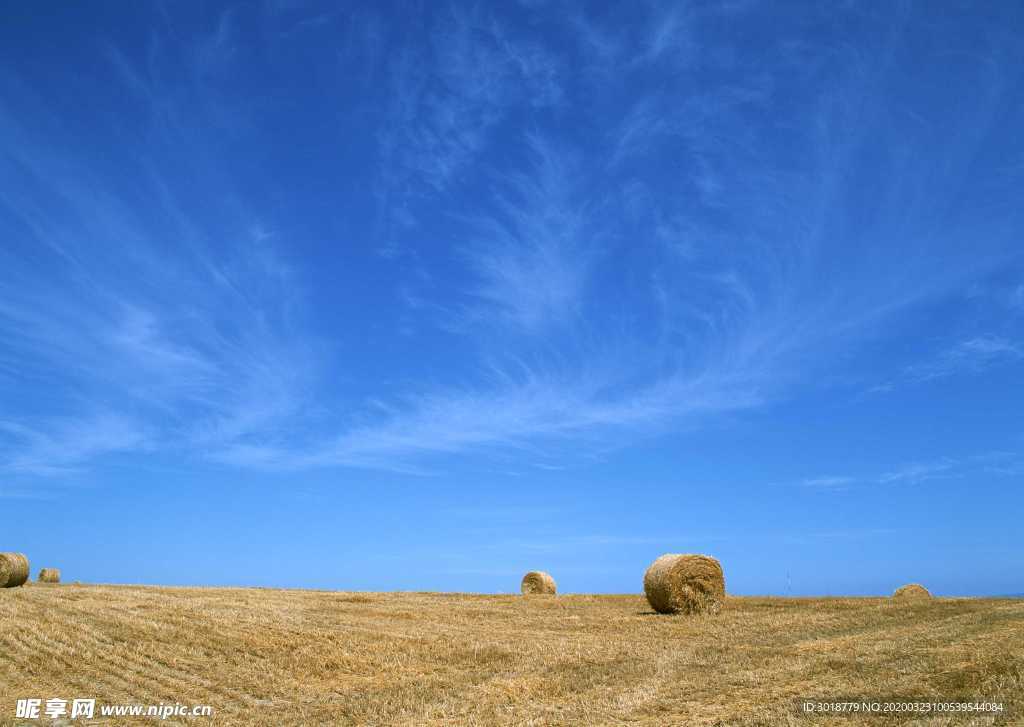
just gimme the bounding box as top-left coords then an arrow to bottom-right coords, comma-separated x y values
39,613 -> 264,708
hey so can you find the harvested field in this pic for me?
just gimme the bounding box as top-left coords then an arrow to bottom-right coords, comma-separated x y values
1,585 -> 1022,725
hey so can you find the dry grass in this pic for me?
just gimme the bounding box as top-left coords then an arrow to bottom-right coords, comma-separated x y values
1,585 -> 1022,726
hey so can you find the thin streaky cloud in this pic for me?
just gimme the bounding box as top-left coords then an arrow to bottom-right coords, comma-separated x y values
458,136 -> 592,334
1,1 -> 1022,484
0,414 -> 151,477
904,336 -> 1022,382
877,459 -> 959,485
206,361 -> 764,472
0,55 -> 319,477
801,476 -> 857,489
799,450 -> 1024,491
630,5 -> 695,70
1011,284 -> 1024,311
374,6 -> 563,249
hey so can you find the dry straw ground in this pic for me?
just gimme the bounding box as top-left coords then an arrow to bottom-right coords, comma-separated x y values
1,584 -> 1022,726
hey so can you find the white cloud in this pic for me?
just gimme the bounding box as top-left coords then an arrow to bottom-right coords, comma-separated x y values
799,450 -> 1024,490
878,458 -> 959,485
4,1 -> 1023,484
374,7 -> 563,245
801,476 -> 856,489
0,415 -> 150,476
206,360 -> 763,472
631,5 -> 695,69
459,136 -> 592,333
1011,284 -> 1024,311
0,71 -> 317,477
904,336 -> 1022,382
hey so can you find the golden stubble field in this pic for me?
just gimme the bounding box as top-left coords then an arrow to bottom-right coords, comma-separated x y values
1,584 -> 1022,726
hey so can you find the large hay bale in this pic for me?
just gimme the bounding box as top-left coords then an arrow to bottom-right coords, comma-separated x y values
38,568 -> 61,584
893,583 -> 931,601
521,571 -> 557,595
644,553 -> 725,614
0,552 -> 30,588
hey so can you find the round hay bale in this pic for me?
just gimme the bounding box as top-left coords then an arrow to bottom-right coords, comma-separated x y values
38,568 -> 61,584
893,583 -> 931,602
643,553 -> 725,614
520,571 -> 557,595
0,552 -> 30,588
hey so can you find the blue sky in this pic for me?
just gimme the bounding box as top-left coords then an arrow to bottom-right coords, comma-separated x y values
1,1 -> 1022,596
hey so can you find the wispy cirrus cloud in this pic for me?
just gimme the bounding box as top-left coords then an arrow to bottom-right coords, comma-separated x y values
800,476 -> 857,489
799,451 -> 1024,490
375,6 -> 562,245
0,415 -> 151,477
866,335 -> 1024,395
630,4 -> 695,69
458,136 -> 592,333
1011,284 -> 1024,311
210,360 -> 764,472
338,0 -> 1023,476
609,97 -> 678,166
3,1 -> 1023,484
0,24 -> 319,478
877,458 -> 959,485
903,336 -> 1022,383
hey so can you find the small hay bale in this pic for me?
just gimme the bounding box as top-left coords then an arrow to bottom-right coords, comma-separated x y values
38,568 -> 61,584
643,553 -> 725,614
893,583 -> 931,601
0,552 -> 30,588
520,571 -> 557,595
